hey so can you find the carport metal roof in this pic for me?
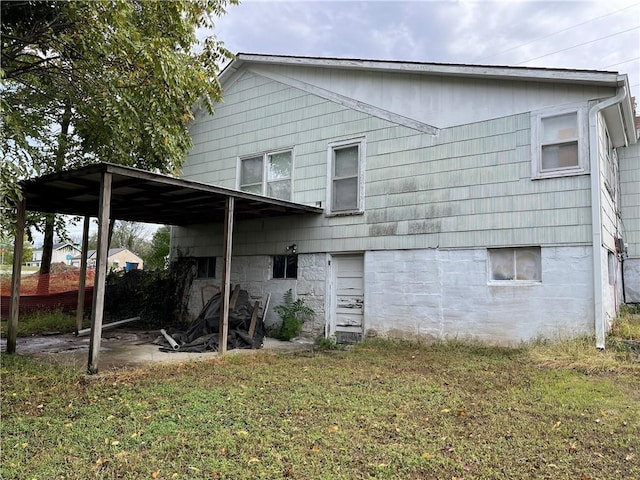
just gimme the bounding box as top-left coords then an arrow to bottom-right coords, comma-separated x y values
21,162 -> 323,224
8,162 -> 323,374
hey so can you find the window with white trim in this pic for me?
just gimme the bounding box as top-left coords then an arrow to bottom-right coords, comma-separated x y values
532,107 -> 587,179
239,150 -> 292,200
327,138 -> 365,214
604,126 -> 618,197
488,247 -> 541,282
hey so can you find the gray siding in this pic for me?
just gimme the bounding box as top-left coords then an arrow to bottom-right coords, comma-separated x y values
619,142 -> 640,258
176,71 -> 595,257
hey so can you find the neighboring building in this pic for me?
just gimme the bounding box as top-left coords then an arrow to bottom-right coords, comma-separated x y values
72,248 -> 144,272
30,242 -> 81,267
172,54 -> 639,346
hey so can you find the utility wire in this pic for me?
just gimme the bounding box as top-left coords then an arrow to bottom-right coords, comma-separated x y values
514,26 -> 639,65
474,2 -> 640,63
600,57 -> 640,69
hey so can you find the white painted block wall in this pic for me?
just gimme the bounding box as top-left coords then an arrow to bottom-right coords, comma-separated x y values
186,254 -> 327,336
185,246 -> 595,345
364,246 -> 595,345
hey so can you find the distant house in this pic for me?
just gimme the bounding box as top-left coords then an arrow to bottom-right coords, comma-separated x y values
172,54 -> 639,347
30,242 -> 81,267
72,248 -> 144,272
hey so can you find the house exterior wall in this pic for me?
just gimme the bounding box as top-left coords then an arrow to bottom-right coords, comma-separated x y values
248,64 -> 616,129
179,71 -> 595,255
619,142 -> 640,302
173,64 -> 636,344
364,246 -> 593,344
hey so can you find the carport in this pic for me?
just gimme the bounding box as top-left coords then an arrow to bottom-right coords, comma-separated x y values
6,162 -> 323,373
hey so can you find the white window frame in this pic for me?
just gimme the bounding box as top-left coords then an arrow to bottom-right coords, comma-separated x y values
487,247 -> 542,284
531,106 -> 588,179
237,148 -> 294,200
326,137 -> 366,215
603,125 -> 618,198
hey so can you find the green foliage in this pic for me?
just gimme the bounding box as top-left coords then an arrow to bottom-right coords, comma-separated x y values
143,225 -> 171,270
314,334 -> 345,350
1,0 -> 236,258
273,289 -> 315,341
0,309 -> 83,336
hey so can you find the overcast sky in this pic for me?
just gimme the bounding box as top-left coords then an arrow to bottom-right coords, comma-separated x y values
210,0 -> 640,102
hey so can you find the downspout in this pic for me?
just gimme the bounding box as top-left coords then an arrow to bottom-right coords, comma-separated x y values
589,85 -> 627,349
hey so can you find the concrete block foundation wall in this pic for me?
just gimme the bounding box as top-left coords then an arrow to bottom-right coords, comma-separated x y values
185,246 -> 597,345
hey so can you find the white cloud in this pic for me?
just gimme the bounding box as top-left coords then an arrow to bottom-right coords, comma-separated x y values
207,0 -> 639,106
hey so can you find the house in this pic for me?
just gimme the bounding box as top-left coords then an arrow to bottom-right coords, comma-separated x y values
172,53 -> 639,346
72,248 -> 144,272
29,242 -> 81,267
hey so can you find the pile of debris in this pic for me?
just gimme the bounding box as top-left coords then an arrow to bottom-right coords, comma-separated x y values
154,286 -> 267,353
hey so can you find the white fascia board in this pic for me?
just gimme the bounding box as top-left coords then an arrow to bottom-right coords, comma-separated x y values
235,53 -> 622,87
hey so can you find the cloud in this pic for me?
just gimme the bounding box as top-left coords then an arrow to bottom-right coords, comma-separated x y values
207,0 -> 639,103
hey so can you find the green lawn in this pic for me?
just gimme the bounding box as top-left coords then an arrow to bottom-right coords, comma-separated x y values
1,309 -> 639,479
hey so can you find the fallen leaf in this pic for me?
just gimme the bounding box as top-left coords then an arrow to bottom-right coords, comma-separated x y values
440,408 -> 451,413
328,425 -> 340,433
64,423 -> 73,428
552,421 -> 561,429
625,453 -> 635,462
311,445 -> 321,452
421,452 -> 433,459
457,409 -> 466,417
377,463 -> 388,468
248,457 -> 260,464
111,440 -> 120,446
235,430 -> 249,436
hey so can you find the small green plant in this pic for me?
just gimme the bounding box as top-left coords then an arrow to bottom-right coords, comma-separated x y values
273,289 -> 315,341
315,334 -> 344,350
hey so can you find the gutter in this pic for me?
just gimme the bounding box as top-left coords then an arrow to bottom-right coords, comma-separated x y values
588,83 -> 628,349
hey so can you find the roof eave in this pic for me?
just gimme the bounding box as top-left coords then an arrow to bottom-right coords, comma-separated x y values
232,53 -> 622,88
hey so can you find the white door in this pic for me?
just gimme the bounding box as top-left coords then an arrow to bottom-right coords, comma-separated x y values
331,254 -> 364,343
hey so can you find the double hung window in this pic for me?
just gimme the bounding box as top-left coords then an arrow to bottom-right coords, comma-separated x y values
327,138 -> 365,214
532,107 -> 586,179
239,150 -> 292,201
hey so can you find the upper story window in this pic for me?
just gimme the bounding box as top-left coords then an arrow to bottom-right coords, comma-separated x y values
604,126 -> 618,198
239,149 -> 292,201
327,137 -> 366,215
531,107 -> 587,179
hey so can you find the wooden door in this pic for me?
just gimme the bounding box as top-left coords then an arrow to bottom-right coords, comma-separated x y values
332,254 -> 364,343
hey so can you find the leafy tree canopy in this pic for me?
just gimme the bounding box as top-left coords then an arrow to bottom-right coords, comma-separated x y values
1,0 -> 235,264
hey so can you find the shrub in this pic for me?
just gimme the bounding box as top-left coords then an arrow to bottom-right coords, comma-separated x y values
273,289 -> 315,341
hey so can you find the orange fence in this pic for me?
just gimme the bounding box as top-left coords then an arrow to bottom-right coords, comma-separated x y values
0,271 -> 95,317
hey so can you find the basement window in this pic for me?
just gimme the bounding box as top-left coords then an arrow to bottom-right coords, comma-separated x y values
197,257 -> 216,278
531,107 -> 587,179
489,247 -> 541,282
273,255 -> 297,279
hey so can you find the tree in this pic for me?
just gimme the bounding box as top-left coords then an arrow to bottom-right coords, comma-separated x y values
143,225 -> 171,270
1,0 -> 236,275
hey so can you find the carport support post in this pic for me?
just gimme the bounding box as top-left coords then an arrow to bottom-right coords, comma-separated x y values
7,199 -> 26,354
87,173 -> 112,374
219,196 -> 234,355
75,215 -> 90,332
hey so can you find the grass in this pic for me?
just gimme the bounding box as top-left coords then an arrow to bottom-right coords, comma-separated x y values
0,310 -> 88,336
1,312 -> 639,479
